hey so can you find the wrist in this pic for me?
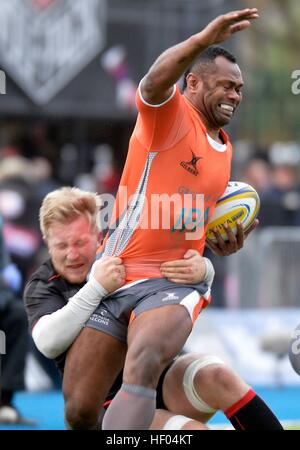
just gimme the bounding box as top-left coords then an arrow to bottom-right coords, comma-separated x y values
203,257 -> 215,287
89,276 -> 108,297
189,32 -> 212,51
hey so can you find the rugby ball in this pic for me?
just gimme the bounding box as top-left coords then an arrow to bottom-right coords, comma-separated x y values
206,181 -> 260,242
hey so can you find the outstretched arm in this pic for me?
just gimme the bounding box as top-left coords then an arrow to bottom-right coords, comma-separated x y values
141,8 -> 259,104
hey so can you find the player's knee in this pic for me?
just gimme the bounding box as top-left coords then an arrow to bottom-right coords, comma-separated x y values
207,364 -> 236,392
125,348 -> 168,386
64,397 -> 99,430
181,356 -> 232,413
192,361 -> 234,393
183,357 -> 250,413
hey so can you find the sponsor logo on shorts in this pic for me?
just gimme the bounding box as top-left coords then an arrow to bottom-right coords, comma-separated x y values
162,292 -> 179,302
90,311 -> 109,326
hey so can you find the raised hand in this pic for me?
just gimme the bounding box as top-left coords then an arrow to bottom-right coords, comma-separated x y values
199,8 -> 259,47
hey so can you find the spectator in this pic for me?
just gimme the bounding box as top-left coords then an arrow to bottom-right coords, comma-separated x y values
241,156 -> 272,195
0,153 -> 44,288
0,215 -> 34,425
259,163 -> 300,227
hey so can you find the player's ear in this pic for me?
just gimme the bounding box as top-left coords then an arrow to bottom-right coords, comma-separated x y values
186,73 -> 202,93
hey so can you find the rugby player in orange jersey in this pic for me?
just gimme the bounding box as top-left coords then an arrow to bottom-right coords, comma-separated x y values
100,8 -> 261,430
62,9 -> 264,430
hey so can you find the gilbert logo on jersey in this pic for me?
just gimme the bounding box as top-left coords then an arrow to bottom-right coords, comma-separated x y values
180,150 -> 202,176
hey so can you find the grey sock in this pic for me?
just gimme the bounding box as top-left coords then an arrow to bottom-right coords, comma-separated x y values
102,383 -> 156,430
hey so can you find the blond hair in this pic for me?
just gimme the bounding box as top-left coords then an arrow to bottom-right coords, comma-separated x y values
40,187 -> 102,238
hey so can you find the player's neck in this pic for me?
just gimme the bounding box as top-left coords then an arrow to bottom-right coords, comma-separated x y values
184,94 -> 223,143
198,110 -> 223,143
206,128 -> 224,144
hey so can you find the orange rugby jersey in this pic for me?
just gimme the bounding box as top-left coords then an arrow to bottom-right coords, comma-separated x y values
100,84 -> 232,282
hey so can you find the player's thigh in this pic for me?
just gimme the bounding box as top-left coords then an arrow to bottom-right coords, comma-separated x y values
63,326 -> 126,403
127,305 -> 193,361
162,353 -> 216,423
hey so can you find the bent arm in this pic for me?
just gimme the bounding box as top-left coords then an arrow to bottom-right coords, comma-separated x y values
141,8 -> 258,104
31,256 -> 125,359
141,36 -> 207,105
32,278 -> 107,359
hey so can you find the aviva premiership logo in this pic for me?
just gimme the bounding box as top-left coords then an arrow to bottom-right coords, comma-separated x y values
180,150 -> 202,176
0,0 -> 106,104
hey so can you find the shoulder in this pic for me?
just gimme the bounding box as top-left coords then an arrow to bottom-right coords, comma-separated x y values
24,259 -> 62,298
26,259 -> 56,286
24,259 -> 84,304
137,82 -> 181,111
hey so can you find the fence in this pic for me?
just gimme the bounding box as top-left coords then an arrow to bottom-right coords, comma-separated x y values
225,227 -> 300,308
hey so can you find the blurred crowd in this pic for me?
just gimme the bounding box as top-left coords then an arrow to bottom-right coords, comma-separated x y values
241,142 -> 300,228
0,133 -> 121,288
206,141 -> 300,307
